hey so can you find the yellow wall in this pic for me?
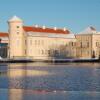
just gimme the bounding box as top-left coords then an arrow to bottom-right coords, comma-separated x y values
92,34 -> 100,58
76,33 -> 100,58
75,34 -> 92,58
25,35 -> 76,60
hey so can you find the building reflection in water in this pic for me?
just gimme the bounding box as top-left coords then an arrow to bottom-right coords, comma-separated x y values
8,63 -> 27,100
7,63 -> 50,100
8,89 -> 24,100
0,70 -> 7,76
0,63 -> 100,100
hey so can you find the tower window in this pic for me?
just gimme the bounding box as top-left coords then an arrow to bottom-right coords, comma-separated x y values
17,26 -> 20,28
17,30 -> 19,34
17,32 -> 19,34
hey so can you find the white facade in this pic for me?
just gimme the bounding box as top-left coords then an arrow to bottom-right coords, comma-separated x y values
8,16 -> 26,58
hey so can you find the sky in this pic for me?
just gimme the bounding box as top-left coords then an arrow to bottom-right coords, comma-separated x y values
0,0 -> 100,33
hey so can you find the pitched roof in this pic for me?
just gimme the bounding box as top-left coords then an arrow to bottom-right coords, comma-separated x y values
90,26 -> 96,31
8,16 -> 22,22
23,26 -> 70,34
0,32 -> 8,37
77,26 -> 97,35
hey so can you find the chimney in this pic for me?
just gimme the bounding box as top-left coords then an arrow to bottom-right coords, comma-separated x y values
43,25 -> 46,29
35,24 -> 38,28
54,27 -> 57,30
63,27 -> 66,31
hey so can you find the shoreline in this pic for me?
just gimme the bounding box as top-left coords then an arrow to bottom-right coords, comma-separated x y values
0,58 -> 100,63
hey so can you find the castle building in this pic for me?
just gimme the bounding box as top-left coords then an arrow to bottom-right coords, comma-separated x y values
1,16 -> 100,60
8,16 -> 76,60
75,27 -> 100,58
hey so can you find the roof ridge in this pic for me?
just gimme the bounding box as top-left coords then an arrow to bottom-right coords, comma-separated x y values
0,32 -> 9,37
23,26 -> 70,34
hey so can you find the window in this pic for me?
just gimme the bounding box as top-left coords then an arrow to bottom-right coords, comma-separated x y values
81,42 -> 82,48
87,42 -> 89,47
38,40 -> 40,45
25,40 -> 27,45
34,40 -> 44,45
71,42 -> 75,46
30,40 -> 32,45
35,40 -> 37,45
96,42 -> 99,47
17,32 -> 19,34
16,30 -> 19,34
25,50 -> 26,54
41,50 -> 44,54
17,26 -> 20,28
48,50 -> 51,55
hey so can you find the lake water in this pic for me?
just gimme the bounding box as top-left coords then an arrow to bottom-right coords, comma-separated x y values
0,62 -> 100,100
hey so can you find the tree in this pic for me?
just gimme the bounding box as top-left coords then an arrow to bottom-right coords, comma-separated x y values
48,45 -> 70,59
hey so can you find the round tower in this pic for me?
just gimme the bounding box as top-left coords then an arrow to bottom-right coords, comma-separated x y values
8,16 -> 25,58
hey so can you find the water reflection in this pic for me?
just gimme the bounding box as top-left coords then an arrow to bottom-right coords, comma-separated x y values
8,64 -> 25,100
7,89 -> 100,100
0,64 -> 8,76
0,71 -> 7,76
8,64 -> 100,89
8,63 -> 54,100
8,89 -> 24,100
0,63 -> 100,100
8,63 -> 52,77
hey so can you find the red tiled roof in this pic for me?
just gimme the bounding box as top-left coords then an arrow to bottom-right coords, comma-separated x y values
0,32 -> 8,37
23,26 -> 70,34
